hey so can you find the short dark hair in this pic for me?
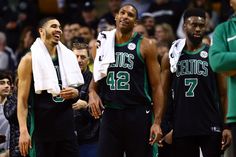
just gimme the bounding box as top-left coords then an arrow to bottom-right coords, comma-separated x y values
71,37 -> 89,56
120,3 -> 138,20
38,17 -> 57,28
0,70 -> 13,84
183,8 -> 206,21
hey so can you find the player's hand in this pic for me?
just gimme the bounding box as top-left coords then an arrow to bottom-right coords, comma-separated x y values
88,90 -> 104,119
163,129 -> 173,145
60,87 -> 79,100
19,130 -> 31,157
72,99 -> 88,110
149,123 -> 163,146
221,129 -> 232,151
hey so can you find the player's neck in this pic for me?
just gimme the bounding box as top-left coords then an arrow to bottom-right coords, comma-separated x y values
115,30 -> 133,44
186,41 -> 203,52
45,43 -> 57,57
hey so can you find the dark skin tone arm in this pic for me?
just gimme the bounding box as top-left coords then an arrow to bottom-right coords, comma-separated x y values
161,52 -> 171,110
216,74 -> 232,150
140,37 -> 165,145
159,52 -> 173,146
88,78 -> 104,119
88,39 -> 104,119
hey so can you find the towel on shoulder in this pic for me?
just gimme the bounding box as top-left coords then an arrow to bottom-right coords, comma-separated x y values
93,29 -> 116,82
169,38 -> 186,73
31,38 -> 84,96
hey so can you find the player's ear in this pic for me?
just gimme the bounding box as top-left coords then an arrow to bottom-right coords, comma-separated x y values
115,14 -> 118,21
183,22 -> 187,32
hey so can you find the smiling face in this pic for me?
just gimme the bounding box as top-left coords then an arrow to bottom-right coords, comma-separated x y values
115,5 -> 137,33
184,16 -> 206,45
39,19 -> 62,46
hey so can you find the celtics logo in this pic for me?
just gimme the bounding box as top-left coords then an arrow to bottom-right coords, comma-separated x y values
200,51 -> 208,58
52,84 -> 65,103
128,43 -> 136,50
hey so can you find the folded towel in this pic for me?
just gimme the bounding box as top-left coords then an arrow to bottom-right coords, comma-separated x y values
31,38 -> 84,96
93,29 -> 116,82
169,38 -> 186,73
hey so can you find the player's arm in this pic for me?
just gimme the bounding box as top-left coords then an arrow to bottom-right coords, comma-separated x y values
88,38 -> 104,119
17,53 -> 32,156
141,38 -> 164,144
209,25 -> 236,72
216,74 -> 232,150
161,52 -> 171,108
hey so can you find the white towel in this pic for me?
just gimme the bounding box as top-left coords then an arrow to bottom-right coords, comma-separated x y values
31,38 -> 84,96
93,29 -> 116,82
169,38 -> 186,73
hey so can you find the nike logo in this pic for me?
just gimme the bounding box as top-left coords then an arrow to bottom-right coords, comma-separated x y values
146,110 -> 150,114
227,35 -> 236,42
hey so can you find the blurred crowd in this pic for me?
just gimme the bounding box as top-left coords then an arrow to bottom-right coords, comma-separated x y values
0,0 -> 235,157
0,0 -> 234,75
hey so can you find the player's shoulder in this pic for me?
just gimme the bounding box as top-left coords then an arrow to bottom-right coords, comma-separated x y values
140,37 -> 157,51
20,52 -> 32,64
141,37 -> 156,45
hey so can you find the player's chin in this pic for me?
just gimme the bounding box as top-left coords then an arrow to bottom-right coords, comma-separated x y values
52,40 -> 59,45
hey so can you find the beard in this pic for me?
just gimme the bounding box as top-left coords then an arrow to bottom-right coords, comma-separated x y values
187,32 -> 203,46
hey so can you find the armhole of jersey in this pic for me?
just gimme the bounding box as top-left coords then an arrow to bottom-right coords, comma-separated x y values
144,68 -> 152,103
136,37 -> 144,63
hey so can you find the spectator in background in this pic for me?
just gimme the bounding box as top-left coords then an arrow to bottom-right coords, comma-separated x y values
140,13 -> 155,37
61,23 -> 73,49
88,39 -> 96,72
63,0 -> 83,24
0,32 -> 16,72
133,23 -> 148,37
147,0 -> 184,33
122,0 -> 151,18
78,25 -> 94,43
72,38 -> 100,157
16,0 -> 38,30
154,23 -> 175,47
70,22 -> 81,40
0,71 -> 12,157
15,26 -> 37,66
0,0 -> 20,51
99,0 -> 122,27
4,76 -> 28,157
81,1 -> 99,35
220,0 -> 234,22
